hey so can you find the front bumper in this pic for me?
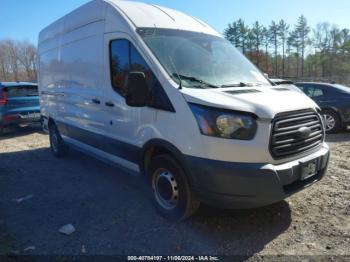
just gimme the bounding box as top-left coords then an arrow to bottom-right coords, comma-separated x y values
186,145 -> 330,209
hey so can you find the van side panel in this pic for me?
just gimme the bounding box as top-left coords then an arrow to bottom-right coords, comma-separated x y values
39,21 -> 106,136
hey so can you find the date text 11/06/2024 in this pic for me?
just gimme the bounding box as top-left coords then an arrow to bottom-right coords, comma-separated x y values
127,256 -> 220,261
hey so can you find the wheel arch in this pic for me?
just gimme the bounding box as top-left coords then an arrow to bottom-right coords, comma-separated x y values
321,106 -> 343,123
48,117 -> 56,128
140,139 -> 194,185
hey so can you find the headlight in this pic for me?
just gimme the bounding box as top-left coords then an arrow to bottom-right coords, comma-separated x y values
189,103 -> 257,140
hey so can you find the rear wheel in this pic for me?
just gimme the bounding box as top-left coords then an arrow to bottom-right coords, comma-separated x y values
147,154 -> 200,221
49,122 -> 68,157
321,110 -> 341,134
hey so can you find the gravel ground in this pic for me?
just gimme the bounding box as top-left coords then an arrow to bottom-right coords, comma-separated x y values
0,125 -> 349,259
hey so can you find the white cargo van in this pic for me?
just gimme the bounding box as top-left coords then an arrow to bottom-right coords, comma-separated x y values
38,0 -> 330,221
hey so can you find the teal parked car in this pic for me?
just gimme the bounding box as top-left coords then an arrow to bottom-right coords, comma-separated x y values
0,82 -> 40,132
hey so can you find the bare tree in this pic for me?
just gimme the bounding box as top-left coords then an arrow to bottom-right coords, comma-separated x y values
16,41 -> 37,80
6,40 -> 20,81
0,39 -> 37,82
313,22 -> 332,77
0,42 -> 9,80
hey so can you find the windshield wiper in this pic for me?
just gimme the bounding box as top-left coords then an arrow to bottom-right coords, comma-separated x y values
221,82 -> 263,88
173,74 -> 220,89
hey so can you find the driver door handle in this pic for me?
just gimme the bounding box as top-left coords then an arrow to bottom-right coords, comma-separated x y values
105,101 -> 114,107
91,98 -> 101,104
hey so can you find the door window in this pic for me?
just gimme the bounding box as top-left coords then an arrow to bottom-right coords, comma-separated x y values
109,39 -> 174,112
110,39 -> 129,95
311,88 -> 324,97
305,86 -> 325,97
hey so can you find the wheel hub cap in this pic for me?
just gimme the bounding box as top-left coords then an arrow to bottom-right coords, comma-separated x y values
323,114 -> 335,131
153,170 -> 179,210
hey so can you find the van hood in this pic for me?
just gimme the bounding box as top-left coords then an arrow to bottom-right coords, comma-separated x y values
181,86 -> 319,119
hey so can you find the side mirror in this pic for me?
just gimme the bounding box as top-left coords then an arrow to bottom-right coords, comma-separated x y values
125,72 -> 150,107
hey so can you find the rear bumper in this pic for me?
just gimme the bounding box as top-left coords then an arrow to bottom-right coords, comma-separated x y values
0,112 -> 41,126
186,145 -> 330,209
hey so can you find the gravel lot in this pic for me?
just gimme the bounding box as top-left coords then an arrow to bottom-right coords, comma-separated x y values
0,125 -> 349,259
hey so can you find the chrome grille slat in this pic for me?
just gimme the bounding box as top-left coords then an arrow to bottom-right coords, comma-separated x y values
273,123 -> 321,138
272,140 -> 322,157
275,120 -> 320,132
275,114 -> 317,126
273,134 -> 323,149
270,110 -> 324,158
276,111 -> 316,119
273,130 -> 323,145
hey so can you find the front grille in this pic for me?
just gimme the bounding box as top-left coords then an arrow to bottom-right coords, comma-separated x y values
270,109 -> 324,158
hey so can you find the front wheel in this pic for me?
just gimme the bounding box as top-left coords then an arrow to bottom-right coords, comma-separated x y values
147,154 -> 200,221
321,110 -> 341,134
49,122 -> 69,158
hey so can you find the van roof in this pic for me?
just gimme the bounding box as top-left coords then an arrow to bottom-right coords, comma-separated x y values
108,0 -> 219,34
39,0 -> 220,43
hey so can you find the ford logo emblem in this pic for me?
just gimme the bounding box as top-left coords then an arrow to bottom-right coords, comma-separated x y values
296,126 -> 311,138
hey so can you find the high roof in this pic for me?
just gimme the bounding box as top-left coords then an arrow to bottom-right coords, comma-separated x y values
107,0 -> 219,35
39,0 -> 220,43
39,0 -> 106,43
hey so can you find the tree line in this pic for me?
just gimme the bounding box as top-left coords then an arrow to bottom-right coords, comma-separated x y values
224,16 -> 350,84
1,16 -> 349,84
0,40 -> 37,82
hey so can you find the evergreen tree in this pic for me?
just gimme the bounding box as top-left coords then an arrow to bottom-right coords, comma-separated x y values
278,20 -> 289,77
251,21 -> 264,67
224,22 -> 240,47
295,15 -> 310,77
269,21 -> 280,76
261,27 -> 270,73
237,19 -> 249,54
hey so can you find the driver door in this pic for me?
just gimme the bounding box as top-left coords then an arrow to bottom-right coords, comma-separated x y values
102,32 -> 156,171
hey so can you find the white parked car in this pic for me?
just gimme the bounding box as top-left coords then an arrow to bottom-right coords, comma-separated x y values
38,0 -> 330,221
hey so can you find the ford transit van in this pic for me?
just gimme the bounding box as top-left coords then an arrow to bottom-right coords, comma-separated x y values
38,0 -> 330,221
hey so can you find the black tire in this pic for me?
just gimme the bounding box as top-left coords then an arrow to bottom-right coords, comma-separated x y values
147,154 -> 200,221
321,109 -> 341,134
49,122 -> 69,158
40,116 -> 46,132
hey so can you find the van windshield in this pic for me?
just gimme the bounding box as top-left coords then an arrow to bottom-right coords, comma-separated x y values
137,28 -> 271,88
